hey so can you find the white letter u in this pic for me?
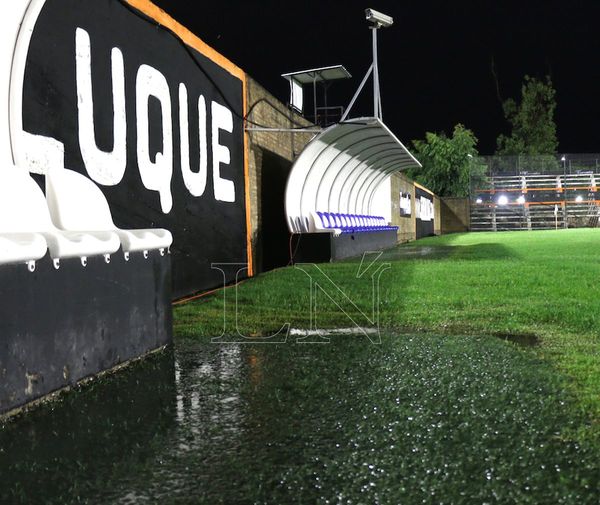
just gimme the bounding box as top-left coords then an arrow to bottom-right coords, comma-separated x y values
76,27 -> 127,186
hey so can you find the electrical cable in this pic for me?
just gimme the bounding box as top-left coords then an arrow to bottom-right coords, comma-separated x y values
288,232 -> 302,266
173,276 -> 249,306
245,97 -> 312,130
288,233 -> 294,266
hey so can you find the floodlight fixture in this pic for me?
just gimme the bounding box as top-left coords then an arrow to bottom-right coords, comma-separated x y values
561,155 -> 566,162
476,197 -> 483,204
575,195 -> 584,203
517,195 -> 526,205
365,8 -> 394,28
497,195 -> 509,206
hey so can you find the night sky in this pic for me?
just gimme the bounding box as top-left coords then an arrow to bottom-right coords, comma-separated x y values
151,0 -> 600,154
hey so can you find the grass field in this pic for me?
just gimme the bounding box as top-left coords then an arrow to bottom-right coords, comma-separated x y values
175,229 -> 600,428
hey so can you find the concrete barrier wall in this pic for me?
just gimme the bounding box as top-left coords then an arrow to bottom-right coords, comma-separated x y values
441,197 -> 471,234
0,251 -> 172,416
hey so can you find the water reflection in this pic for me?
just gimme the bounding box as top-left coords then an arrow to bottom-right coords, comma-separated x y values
1,335 -> 599,504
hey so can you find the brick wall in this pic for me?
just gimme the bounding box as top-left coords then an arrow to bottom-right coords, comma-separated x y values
440,197 -> 470,233
390,172 -> 417,243
433,196 -> 442,235
245,77 -> 313,271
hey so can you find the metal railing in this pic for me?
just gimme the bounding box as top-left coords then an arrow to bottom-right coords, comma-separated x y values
309,106 -> 345,128
470,155 -> 600,231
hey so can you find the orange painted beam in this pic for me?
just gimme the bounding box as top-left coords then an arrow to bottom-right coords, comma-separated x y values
474,200 -> 600,207
476,186 -> 597,193
125,0 -> 245,80
414,181 -> 434,195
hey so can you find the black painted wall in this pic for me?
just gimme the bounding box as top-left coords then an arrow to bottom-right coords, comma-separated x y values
0,251 -> 172,415
21,0 -> 248,298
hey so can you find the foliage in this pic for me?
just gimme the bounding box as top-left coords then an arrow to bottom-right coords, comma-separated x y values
407,124 -> 480,198
496,75 -> 558,155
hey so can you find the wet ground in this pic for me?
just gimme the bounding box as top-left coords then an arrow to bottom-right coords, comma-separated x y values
378,242 -> 517,262
1,334 -> 599,504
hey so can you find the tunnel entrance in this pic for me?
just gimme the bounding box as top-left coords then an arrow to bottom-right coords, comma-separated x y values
259,150 -> 293,273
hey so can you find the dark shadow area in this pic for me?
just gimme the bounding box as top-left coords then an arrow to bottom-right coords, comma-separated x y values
380,245 -> 455,261
258,150 -> 293,273
493,332 -> 540,347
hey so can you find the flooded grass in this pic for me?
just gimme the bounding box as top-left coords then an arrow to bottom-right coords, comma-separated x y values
175,229 -> 600,421
1,334 -> 600,503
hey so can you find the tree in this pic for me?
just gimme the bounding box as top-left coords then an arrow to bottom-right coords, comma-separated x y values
408,124 -> 480,198
496,75 -> 558,155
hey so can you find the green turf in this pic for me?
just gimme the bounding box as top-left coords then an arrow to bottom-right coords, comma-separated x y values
175,229 -> 600,425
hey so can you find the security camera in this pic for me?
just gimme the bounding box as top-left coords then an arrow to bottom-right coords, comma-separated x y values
365,8 -> 394,28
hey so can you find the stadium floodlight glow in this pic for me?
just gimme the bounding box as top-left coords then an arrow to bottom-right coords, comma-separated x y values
517,195 -> 526,204
561,155 -> 566,162
476,197 -> 483,204
576,195 -> 584,203
365,8 -> 394,28
497,195 -> 509,206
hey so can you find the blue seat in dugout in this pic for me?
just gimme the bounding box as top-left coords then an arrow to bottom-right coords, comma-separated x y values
309,210 -> 398,235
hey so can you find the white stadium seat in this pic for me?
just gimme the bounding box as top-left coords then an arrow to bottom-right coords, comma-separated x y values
0,233 -> 47,266
0,166 -> 120,262
46,167 -> 172,253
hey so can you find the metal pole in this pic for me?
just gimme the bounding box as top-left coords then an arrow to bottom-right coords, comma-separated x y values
323,82 -> 329,125
245,127 -> 322,133
372,26 -> 380,119
341,64 -> 373,122
564,158 -> 568,228
313,74 -> 317,126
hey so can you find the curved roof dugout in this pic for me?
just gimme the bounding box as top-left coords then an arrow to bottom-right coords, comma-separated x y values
285,117 -> 422,233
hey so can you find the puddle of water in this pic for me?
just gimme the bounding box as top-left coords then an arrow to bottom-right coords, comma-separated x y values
380,243 -> 516,262
380,245 -> 454,261
289,327 -> 379,337
494,332 -> 540,347
0,334 -> 597,504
